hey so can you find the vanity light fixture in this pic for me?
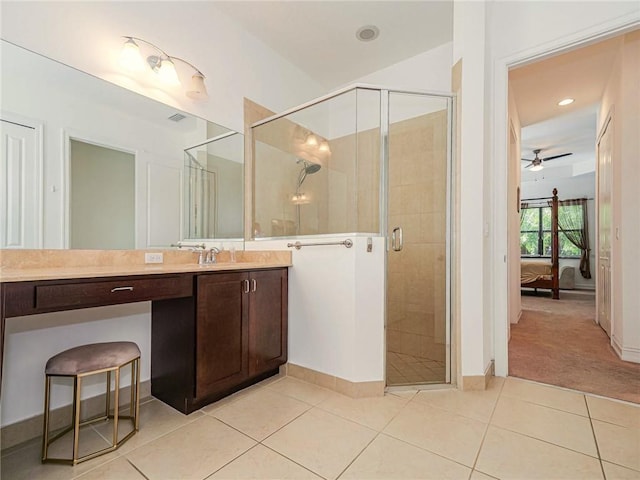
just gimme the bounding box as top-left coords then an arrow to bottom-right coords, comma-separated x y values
119,36 -> 208,100
557,98 -> 574,106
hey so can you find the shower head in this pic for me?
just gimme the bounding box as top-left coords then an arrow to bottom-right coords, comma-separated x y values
297,158 -> 321,175
295,159 -> 321,192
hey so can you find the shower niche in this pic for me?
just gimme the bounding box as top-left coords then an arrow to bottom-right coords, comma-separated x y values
252,86 -> 453,387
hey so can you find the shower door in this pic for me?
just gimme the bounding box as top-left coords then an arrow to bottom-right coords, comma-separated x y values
386,92 -> 451,386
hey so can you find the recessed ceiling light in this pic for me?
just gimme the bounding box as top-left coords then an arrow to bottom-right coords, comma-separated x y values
356,25 -> 379,42
558,98 -> 575,106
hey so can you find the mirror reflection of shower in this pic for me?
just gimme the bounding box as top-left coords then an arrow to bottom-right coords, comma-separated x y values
183,131 -> 244,240
293,158 -> 322,234
185,150 -> 216,239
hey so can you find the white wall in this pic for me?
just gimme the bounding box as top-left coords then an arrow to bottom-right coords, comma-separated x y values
452,1 -> 492,379
246,236 -> 385,382
484,0 -> 639,376
346,42 -> 453,93
0,1 -> 324,133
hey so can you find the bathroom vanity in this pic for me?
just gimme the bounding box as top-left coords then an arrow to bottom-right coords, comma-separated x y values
0,250 -> 290,414
152,268 -> 288,413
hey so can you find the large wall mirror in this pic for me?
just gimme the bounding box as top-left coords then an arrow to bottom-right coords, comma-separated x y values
0,40 -> 244,250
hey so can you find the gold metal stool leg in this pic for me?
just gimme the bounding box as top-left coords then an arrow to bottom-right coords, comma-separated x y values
41,375 -> 51,461
72,376 -> 82,465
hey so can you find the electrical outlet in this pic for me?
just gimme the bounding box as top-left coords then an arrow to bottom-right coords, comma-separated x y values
145,252 -> 163,264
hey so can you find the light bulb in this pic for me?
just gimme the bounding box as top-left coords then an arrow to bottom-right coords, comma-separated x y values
119,38 -> 145,72
530,164 -> 543,172
557,98 -> 574,106
157,58 -> 180,86
186,73 -> 208,100
319,141 -> 331,154
305,134 -> 318,147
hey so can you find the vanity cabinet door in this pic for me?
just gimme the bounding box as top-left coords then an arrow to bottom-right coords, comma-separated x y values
248,269 -> 288,376
195,272 -> 249,400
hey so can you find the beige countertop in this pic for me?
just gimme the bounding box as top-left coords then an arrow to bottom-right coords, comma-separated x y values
0,249 -> 292,283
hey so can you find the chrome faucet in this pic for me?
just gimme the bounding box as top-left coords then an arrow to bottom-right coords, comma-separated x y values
204,247 -> 220,265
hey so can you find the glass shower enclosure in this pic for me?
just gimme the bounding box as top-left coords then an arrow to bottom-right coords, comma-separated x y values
252,86 -> 453,387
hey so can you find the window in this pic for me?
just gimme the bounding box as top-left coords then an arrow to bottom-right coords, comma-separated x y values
520,206 -> 581,258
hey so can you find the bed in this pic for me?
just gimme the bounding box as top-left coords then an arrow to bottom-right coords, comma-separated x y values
520,188 -> 560,299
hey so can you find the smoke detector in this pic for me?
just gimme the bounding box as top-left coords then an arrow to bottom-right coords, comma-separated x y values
356,25 -> 379,42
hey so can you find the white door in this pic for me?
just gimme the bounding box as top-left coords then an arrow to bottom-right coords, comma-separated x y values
0,119 -> 41,248
597,117 -> 612,337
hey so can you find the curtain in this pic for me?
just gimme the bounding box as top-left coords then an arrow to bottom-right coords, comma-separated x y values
558,198 -> 591,279
519,202 -> 529,228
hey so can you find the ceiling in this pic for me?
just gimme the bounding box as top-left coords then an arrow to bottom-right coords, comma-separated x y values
214,1 -> 453,89
510,36 -> 622,179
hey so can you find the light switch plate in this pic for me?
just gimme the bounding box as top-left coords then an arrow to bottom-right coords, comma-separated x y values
145,252 -> 163,264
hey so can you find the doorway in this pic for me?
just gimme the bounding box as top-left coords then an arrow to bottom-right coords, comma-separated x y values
506,33 -> 640,403
69,139 -> 135,249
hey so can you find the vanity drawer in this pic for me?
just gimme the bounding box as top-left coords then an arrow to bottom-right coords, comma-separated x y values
34,275 -> 193,310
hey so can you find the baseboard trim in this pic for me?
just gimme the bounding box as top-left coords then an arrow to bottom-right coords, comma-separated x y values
612,337 -> 640,363
284,363 -> 384,398
1,380 -> 151,452
460,361 -> 494,391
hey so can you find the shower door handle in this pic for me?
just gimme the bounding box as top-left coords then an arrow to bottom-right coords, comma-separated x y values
391,227 -> 403,251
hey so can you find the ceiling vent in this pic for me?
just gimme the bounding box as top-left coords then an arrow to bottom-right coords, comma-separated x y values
168,113 -> 187,122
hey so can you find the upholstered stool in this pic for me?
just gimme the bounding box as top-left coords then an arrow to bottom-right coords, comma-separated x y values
42,341 -> 140,465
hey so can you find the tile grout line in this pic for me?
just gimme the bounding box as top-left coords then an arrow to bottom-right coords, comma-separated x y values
333,389 -> 418,478
259,443 -> 329,480
375,391 -> 482,474
585,395 -> 607,480
126,457 -> 151,480
468,378 -> 506,478
487,423 -> 602,460
200,442 -> 259,480
500,391 -> 592,418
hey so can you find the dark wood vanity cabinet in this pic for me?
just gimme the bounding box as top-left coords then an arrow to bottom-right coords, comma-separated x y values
152,267 -> 288,414
195,272 -> 249,400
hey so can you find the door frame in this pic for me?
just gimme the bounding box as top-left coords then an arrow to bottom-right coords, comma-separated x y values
491,16 -> 638,377
0,111 -> 44,248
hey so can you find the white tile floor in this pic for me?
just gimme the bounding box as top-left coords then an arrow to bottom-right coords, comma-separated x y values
2,375 -> 639,480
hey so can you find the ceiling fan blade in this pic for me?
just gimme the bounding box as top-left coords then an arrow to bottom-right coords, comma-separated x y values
524,163 -> 533,169
542,152 -> 572,161
521,158 -> 533,162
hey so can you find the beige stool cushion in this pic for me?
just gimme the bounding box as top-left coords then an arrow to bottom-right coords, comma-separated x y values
46,342 -> 140,376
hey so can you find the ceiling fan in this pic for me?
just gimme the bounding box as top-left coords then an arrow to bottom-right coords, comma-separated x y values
521,148 -> 572,171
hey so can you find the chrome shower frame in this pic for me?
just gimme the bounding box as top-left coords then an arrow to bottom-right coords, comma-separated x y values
251,84 -> 456,387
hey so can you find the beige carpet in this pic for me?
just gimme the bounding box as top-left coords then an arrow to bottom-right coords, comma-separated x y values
509,291 -> 640,404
